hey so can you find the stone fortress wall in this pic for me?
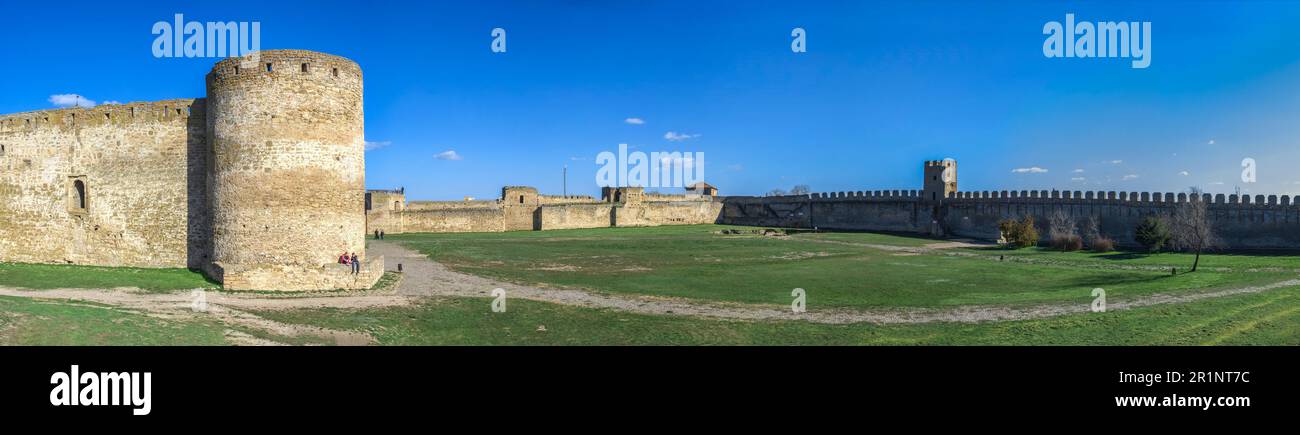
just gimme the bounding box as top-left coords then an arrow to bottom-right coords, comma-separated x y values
719,160 -> 1300,250
0,50 -> 380,291
378,158 -> 1300,250
365,186 -> 723,234
0,100 -> 209,268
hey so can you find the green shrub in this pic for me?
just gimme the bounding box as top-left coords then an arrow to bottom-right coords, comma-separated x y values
998,216 -> 1039,249
1135,216 -> 1170,252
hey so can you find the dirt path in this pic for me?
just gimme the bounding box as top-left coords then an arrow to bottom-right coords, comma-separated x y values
1,239 -> 1297,345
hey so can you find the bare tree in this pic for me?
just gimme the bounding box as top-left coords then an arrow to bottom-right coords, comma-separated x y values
1047,209 -> 1077,240
1081,215 -> 1101,242
1169,187 -> 1219,272
789,185 -> 812,195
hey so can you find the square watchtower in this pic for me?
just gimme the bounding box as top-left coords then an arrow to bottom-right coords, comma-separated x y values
922,159 -> 957,202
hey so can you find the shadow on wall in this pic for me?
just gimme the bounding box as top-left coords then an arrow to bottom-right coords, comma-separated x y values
185,98 -> 212,271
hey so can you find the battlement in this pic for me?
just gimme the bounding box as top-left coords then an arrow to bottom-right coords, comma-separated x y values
924,159 -> 956,167
205,49 -> 362,90
943,190 -> 1298,208
0,99 -> 205,134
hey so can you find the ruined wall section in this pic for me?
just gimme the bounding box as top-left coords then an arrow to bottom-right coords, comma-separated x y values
942,190 -> 1300,249
0,100 -> 208,268
206,50 -> 376,290
402,206 -> 506,233
364,189 -> 405,234
538,204 -> 615,230
614,200 -> 723,227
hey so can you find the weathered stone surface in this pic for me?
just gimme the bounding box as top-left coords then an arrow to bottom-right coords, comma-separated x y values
0,49 -> 379,291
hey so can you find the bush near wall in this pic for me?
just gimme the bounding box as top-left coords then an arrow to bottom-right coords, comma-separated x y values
998,216 -> 1039,249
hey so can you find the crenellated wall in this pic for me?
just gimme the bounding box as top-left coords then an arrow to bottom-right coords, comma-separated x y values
940,190 -> 1300,249
718,189 -> 933,232
714,187 -> 1300,250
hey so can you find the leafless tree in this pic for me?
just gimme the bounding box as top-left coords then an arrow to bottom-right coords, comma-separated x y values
1047,209 -> 1077,240
789,185 -> 812,195
1169,187 -> 1219,272
1081,215 -> 1101,242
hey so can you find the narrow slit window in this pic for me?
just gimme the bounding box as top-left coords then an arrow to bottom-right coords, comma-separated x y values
234,65 -> 240,75
302,63 -> 309,73
266,63 -> 273,72
332,68 -> 339,77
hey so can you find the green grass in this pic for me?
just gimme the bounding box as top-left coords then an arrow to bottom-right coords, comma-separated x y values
251,285 -> 1300,345
963,246 -> 1300,271
0,262 -> 218,292
388,225 -> 1293,309
0,296 -> 229,345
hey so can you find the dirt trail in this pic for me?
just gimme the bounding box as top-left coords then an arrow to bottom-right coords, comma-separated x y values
1,239 -> 1297,345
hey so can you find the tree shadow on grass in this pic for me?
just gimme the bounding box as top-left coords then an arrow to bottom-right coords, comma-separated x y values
1059,273 -> 1173,290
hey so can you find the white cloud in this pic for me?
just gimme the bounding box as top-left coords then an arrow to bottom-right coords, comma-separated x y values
1071,177 -> 1086,182
1109,160 -> 1124,164
1179,171 -> 1190,176
624,117 -> 645,125
1011,167 -> 1048,174
48,94 -> 96,108
659,154 -> 695,168
364,140 -> 391,151
1122,174 -> 1140,180
1208,139 -> 1216,145
664,131 -> 699,141
100,100 -> 122,106
1209,181 -> 1226,185
1072,168 -> 1085,173
434,150 -> 463,161
569,156 -> 588,161
727,163 -> 744,172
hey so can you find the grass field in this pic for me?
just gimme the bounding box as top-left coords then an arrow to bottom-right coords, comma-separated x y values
388,225 -> 1296,308
251,286 -> 1300,345
0,262 -> 217,291
0,296 -> 228,345
1,224 -> 1298,345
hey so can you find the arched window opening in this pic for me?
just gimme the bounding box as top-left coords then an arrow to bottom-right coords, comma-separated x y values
73,180 -> 87,210
393,201 -> 400,211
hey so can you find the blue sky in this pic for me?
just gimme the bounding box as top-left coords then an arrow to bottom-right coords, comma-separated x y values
4,1 -> 1300,200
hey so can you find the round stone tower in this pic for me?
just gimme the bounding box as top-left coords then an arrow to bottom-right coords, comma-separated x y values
205,50 -> 373,290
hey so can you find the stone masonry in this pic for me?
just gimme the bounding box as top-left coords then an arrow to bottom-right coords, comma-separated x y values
0,50 -> 381,291
375,159 -> 1300,250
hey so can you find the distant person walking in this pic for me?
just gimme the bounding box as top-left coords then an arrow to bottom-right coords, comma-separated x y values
350,252 -> 360,274
379,230 -> 385,240
375,230 -> 380,239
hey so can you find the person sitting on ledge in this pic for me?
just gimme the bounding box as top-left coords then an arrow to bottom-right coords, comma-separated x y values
339,252 -> 350,265
351,252 -> 360,274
